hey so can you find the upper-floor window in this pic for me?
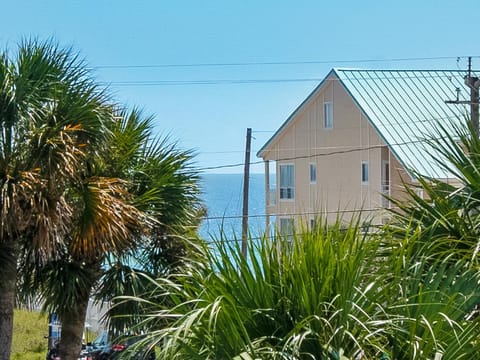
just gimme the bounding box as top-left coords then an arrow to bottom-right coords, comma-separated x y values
361,161 -> 369,184
324,102 -> 333,129
280,164 -> 295,199
309,163 -> 317,183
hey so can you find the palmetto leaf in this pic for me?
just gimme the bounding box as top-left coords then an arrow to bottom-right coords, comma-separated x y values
389,117 -> 480,266
70,176 -> 149,258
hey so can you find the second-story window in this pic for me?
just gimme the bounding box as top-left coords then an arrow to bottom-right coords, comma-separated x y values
324,101 -> 333,129
280,164 -> 295,199
309,163 -> 317,183
361,161 -> 369,184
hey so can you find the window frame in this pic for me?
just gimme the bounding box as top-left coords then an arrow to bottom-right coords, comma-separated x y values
324,101 -> 333,129
361,161 -> 369,184
309,162 -> 317,184
279,163 -> 295,200
279,217 -> 294,241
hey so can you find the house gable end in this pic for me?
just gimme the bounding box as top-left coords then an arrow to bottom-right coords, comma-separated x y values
257,69 -> 338,159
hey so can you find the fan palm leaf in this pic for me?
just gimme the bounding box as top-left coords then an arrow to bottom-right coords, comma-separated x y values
0,38 -> 108,359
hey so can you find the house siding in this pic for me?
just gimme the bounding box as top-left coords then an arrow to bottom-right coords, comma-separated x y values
262,73 -> 402,227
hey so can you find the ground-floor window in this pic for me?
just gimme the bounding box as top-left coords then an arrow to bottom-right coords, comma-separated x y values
279,217 -> 294,241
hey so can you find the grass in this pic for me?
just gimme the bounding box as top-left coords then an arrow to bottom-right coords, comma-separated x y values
12,308 -> 48,360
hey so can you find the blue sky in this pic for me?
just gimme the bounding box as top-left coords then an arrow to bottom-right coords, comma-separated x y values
1,0 -> 478,173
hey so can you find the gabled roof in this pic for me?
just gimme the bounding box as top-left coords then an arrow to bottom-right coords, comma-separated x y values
257,68 -> 477,179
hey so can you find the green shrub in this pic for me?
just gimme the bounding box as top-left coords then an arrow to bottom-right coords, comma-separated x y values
119,219 -> 480,359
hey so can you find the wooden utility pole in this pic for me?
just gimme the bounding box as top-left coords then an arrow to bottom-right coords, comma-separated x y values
241,128 -> 252,257
446,57 -> 480,135
467,57 -> 480,136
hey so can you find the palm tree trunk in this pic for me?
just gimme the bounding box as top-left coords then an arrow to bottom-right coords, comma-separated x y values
59,292 -> 90,360
0,239 -> 18,360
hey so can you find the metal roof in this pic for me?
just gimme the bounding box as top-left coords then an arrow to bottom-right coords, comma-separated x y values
258,68 -> 476,179
335,69 -> 475,179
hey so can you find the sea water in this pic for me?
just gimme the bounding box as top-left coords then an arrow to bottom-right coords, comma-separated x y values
199,173 -> 266,243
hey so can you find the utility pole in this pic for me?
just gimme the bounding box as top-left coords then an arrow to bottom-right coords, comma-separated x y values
446,57 -> 480,136
467,57 -> 480,136
241,128 -> 252,258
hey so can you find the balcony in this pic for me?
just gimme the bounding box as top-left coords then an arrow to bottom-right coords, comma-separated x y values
381,181 -> 390,208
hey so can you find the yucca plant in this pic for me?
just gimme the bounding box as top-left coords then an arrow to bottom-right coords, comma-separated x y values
381,116 -> 480,358
116,219 -> 394,359
118,215 -> 480,360
389,117 -> 480,266
374,226 -> 480,359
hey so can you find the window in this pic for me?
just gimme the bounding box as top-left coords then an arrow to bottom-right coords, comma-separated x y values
280,164 -> 295,199
309,163 -> 317,183
324,102 -> 333,129
361,161 -> 369,184
280,217 -> 294,240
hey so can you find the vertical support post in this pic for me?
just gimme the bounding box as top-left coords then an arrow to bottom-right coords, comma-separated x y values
241,128 -> 252,257
264,160 -> 270,239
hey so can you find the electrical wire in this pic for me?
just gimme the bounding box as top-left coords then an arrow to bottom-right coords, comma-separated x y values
197,134 -> 453,172
98,69 -> 480,87
202,206 -> 389,221
199,112 -> 464,171
100,78 -> 324,86
201,207 -> 394,244
93,56 -> 480,70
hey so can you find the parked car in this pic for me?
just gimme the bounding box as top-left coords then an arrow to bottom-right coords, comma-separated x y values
92,337 -> 155,360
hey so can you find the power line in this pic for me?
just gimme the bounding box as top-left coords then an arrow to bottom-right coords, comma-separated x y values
93,56 -> 480,70
201,150 -> 245,154
202,206 -> 387,221
100,78 -> 324,86
200,162 -> 249,171
99,70 -> 480,87
201,207 -> 393,244
198,135 -> 451,172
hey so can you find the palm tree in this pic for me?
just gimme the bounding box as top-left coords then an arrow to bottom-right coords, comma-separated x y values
0,39 -> 109,360
20,108 -> 203,359
389,117 -> 480,265
97,109 -> 205,334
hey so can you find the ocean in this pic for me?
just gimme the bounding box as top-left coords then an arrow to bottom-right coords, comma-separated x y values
199,173 -> 266,242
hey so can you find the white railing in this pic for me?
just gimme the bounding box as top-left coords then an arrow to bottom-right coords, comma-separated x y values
382,182 -> 390,208
269,188 -> 276,206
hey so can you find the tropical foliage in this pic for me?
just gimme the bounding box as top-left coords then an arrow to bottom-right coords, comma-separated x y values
389,117 -> 480,266
18,101 -> 203,358
112,117 -> 480,359
5,37 -> 480,360
117,215 -> 480,359
0,39 -> 110,360
0,38 -> 203,360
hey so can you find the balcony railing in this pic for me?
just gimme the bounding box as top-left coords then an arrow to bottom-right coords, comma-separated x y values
382,181 -> 390,208
269,188 -> 276,206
